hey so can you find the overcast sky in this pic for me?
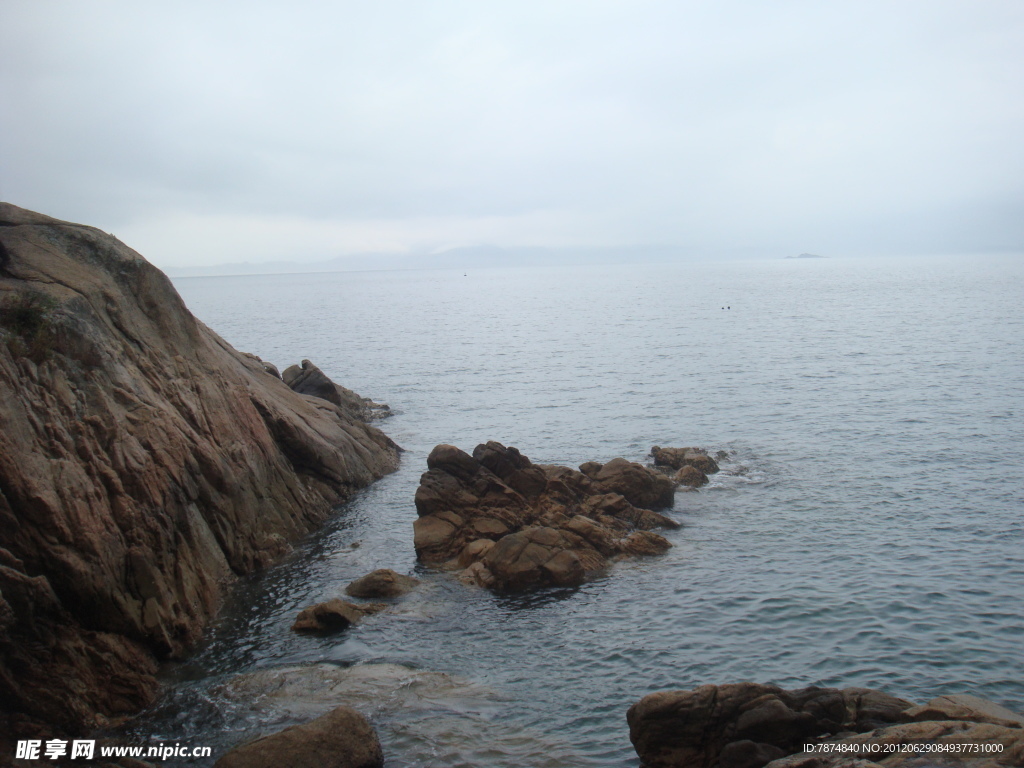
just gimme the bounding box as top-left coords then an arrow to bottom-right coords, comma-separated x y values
2,1 -> 1022,267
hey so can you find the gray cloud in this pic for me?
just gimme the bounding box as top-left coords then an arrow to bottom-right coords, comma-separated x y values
2,0 -> 1022,266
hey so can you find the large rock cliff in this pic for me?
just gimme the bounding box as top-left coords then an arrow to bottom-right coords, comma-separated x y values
0,204 -> 400,745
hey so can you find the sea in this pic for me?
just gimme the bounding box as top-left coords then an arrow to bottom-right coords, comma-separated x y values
125,255 -> 1024,766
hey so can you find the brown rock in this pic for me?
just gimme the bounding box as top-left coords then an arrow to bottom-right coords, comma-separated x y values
458,539 -> 496,568
481,530 -> 558,591
414,442 -> 680,590
458,561 -> 496,588
651,445 -> 695,469
282,359 -> 391,422
619,530 -> 672,556
652,445 -> 720,474
683,450 -> 720,475
627,683 -> 913,768
413,514 -> 459,563
0,204 -> 401,742
292,599 -> 386,634
720,740 -> 787,768
768,720 -> 1024,768
426,443 -> 483,481
592,457 -> 677,509
675,465 -> 709,487
344,569 -> 419,599
903,693 -> 1024,729
629,683 -> 1024,768
214,705 -> 383,768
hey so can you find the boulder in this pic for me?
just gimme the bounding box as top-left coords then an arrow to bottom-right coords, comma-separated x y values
652,446 -> 720,474
675,465 -> 709,487
591,457 -> 677,510
344,569 -> 419,599
291,599 -> 386,634
629,683 -> 1024,768
213,705 -> 383,768
627,683 -> 912,768
0,204 -> 401,744
414,442 -> 680,591
768,720 -> 1024,768
282,359 -> 391,421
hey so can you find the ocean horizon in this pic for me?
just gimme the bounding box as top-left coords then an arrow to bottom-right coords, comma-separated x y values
139,253 -> 1024,766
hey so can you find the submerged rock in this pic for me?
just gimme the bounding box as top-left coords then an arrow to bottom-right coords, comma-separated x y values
414,442 -> 678,591
0,204 -> 401,742
627,682 -> 1024,768
214,705 -> 383,768
345,569 -> 419,599
291,599 -> 386,634
213,663 -> 589,767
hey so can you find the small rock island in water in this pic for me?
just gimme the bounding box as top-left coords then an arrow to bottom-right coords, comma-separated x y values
785,252 -> 827,259
413,441 -> 722,591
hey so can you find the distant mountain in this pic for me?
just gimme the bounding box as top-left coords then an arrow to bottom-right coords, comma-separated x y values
785,252 -> 826,259
163,244 -> 704,277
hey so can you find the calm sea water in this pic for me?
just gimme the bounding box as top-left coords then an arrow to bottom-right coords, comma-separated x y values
132,256 -> 1023,766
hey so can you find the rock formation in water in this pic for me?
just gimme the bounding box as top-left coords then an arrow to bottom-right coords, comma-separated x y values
627,683 -> 1024,768
413,442 -> 680,591
0,204 -> 401,747
291,599 -> 386,634
283,359 -> 391,422
651,446 -> 721,488
345,568 -> 419,598
651,446 -> 720,475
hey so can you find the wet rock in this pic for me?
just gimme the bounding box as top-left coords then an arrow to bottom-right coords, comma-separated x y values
619,530 -> 672,556
344,569 -> 419,599
414,442 -> 679,591
283,359 -> 392,422
768,720 -> 1024,768
903,693 -> 1024,728
675,465 -> 709,487
627,683 -> 912,768
218,663 -> 588,767
591,457 -> 677,509
629,683 -> 1024,768
0,204 -> 401,744
292,599 -> 386,634
213,705 -> 383,768
652,445 -> 720,474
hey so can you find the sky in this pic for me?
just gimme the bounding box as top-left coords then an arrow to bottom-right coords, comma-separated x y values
2,0 -> 1022,268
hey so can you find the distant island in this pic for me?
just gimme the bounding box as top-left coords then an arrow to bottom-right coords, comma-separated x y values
786,252 -> 827,259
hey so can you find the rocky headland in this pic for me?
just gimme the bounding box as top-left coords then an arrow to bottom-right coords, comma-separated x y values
0,204 -> 400,750
412,441 -> 686,591
628,683 -> 1024,768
